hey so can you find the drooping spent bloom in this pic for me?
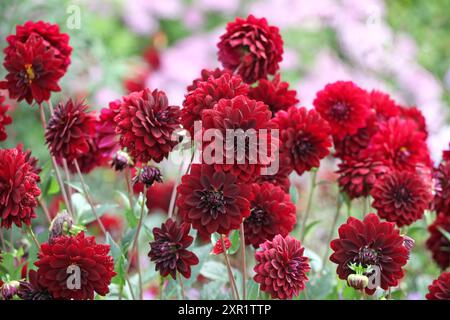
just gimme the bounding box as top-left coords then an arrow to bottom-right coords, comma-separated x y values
364,117 -> 431,171
186,68 -> 232,93
4,20 -> 72,71
201,95 -> 278,182
272,106 -> 331,175
0,35 -> 64,104
248,74 -> 299,116
18,270 -> 52,300
217,15 -> 283,84
177,164 -> 252,237
330,213 -> 409,295
371,170 -> 432,227
254,235 -> 310,299
244,182 -> 296,248
337,158 -> 389,199
182,72 -> 249,136
313,81 -> 370,139
35,232 -> 115,300
434,157 -> 450,215
148,219 -> 199,279
0,95 -> 12,141
426,213 -> 450,270
426,272 -> 450,300
0,146 -> 41,228
135,165 -> 162,187
114,88 -> 181,163
45,99 -> 96,164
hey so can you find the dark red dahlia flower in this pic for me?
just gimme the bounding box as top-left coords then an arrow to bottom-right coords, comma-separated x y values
0,146 -> 41,228
0,95 -> 12,141
434,158 -> 450,215
371,170 -> 432,227
114,88 -> 181,163
369,90 -> 399,121
18,270 -> 52,300
217,15 -> 283,84
148,219 -> 199,279
177,164 -> 252,237
96,100 -> 120,162
186,68 -> 232,93
64,136 -> 103,174
254,151 -> 292,192
146,180 -> 174,214
399,106 -> 428,137
45,99 -> 96,164
426,213 -> 450,270
364,117 -> 431,171
0,35 -> 64,104
123,68 -> 149,94
244,182 -> 296,248
330,213 -> 409,295
443,143 -> 450,162
313,81 -> 370,139
201,95 -> 278,182
248,74 -> 299,116
426,272 -> 450,300
272,106 -> 331,175
182,72 -> 249,136
87,213 -> 123,239
5,20 -> 72,71
337,158 -> 389,199
254,235 -> 310,299
35,232 -> 115,300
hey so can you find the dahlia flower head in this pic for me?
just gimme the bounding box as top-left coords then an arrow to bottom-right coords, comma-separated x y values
35,232 -> 115,300
96,99 -> 121,162
426,213 -> 450,270
272,106 -> 332,176
18,270 -> 52,300
0,146 -> 41,228
211,235 -> 232,255
186,68 -> 232,93
254,235 -> 310,299
426,272 -> 450,300
182,72 -> 249,137
0,34 -> 65,104
177,163 -> 252,237
254,150 -> 292,192
248,74 -> 299,116
148,219 -> 199,279
45,99 -> 96,165
201,94 -> 278,183
217,15 -> 283,84
0,95 -> 12,141
434,157 -> 450,215
330,213 -> 409,295
114,88 -> 181,163
244,182 -> 296,248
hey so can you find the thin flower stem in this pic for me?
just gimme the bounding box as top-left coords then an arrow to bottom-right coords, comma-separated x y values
27,225 -> 40,248
300,169 -> 318,242
321,194 -> 342,271
38,198 -> 52,224
0,231 -> 6,251
124,167 -> 134,209
239,223 -> 247,300
178,273 -> 186,300
9,229 -> 13,250
73,159 -> 107,234
221,235 -> 240,300
62,158 -> 74,214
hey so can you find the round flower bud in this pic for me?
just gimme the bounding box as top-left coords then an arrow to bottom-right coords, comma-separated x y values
347,274 -> 369,290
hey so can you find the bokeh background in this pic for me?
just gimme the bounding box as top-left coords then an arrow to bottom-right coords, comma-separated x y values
1,0 -> 449,300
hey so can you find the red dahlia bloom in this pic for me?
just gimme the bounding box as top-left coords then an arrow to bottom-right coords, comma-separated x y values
45,99 -> 96,164
272,106 -> 332,175
201,95 -> 277,182
244,182 -> 296,248
146,180 -> 175,214
330,213 -> 409,295
87,213 -> 123,239
35,232 -> 115,300
148,219 -> 199,279
5,20 -> 72,71
0,35 -> 64,104
364,117 -> 431,171
254,235 -> 310,299
434,158 -> 450,215
177,164 -> 252,237
0,95 -> 12,141
426,213 -> 450,270
217,15 -> 283,84
426,272 -> 450,300
254,151 -> 292,192
186,68 -> 232,93
0,146 -> 41,228
248,74 -> 299,116
399,106 -> 428,137
114,88 -> 181,163
65,137 -> 103,174
96,100 -> 120,161
313,81 -> 370,139
182,72 -> 249,137
337,158 -> 389,199
371,170 -> 432,227
369,90 -> 399,121
211,235 -> 231,255
443,143 -> 450,162
18,270 -> 52,300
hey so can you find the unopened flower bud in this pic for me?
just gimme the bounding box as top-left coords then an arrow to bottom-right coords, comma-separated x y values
111,150 -> 133,172
347,274 -> 369,290
1,280 -> 20,300
49,210 -> 73,242
135,165 -> 162,187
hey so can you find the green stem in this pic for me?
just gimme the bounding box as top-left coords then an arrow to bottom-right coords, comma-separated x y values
300,169 -> 318,242
221,235 -> 240,300
239,223 -> 247,300
27,226 -> 40,249
321,194 -> 343,271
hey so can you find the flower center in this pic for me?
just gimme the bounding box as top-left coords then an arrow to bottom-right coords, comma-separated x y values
24,64 -> 35,84
356,246 -> 379,266
286,257 -> 303,280
292,135 -> 314,159
330,102 -> 349,120
393,185 -> 412,204
247,207 -> 269,225
396,146 -> 411,163
199,189 -> 226,219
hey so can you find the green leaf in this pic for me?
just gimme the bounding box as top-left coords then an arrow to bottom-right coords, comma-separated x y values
200,261 -> 229,282
200,280 -> 227,300
304,247 -> 322,272
303,220 -> 321,239
246,279 -> 260,300
438,227 -> 450,243
289,185 -> 298,204
227,229 -> 240,255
